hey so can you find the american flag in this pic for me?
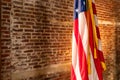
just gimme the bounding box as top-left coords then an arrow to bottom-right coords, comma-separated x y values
71,0 -> 106,80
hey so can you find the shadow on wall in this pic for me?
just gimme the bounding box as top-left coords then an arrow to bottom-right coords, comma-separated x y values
113,1 -> 120,80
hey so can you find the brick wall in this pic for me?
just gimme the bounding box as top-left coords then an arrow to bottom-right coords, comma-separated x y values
0,0 -> 120,80
1,0 -> 11,80
1,0 -> 73,80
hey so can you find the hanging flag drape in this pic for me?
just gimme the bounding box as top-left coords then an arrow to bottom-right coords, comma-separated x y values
71,0 -> 106,80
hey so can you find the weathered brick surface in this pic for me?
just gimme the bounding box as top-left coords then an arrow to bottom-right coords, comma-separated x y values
99,25 -> 116,80
0,0 -> 120,80
10,0 -> 73,72
1,0 -> 11,80
1,0 -> 73,80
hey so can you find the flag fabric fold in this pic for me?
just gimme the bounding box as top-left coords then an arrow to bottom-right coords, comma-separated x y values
71,0 -> 106,80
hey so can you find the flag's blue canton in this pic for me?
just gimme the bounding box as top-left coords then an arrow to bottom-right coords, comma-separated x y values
74,0 -> 87,19
74,0 -> 78,19
79,0 -> 87,12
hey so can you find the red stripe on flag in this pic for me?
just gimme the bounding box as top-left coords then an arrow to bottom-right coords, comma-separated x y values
74,19 -> 89,80
94,58 -> 103,80
71,65 -> 77,80
92,3 -> 97,15
97,50 -> 105,63
96,26 -> 100,39
74,19 -> 79,44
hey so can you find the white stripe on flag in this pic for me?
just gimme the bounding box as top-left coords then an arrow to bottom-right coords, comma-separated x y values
78,12 -> 89,56
75,50 -> 82,80
98,39 -> 102,51
94,15 -> 98,26
92,0 -> 95,3
72,32 -> 77,67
